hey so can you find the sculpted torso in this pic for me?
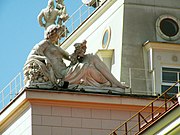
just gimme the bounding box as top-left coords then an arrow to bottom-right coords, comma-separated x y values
42,8 -> 60,28
45,41 -> 67,69
27,40 -> 68,79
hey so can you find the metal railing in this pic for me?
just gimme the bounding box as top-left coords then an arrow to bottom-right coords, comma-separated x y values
109,81 -> 179,135
128,68 -> 155,95
0,72 -> 24,111
1,66 -> 179,112
60,1 -> 99,43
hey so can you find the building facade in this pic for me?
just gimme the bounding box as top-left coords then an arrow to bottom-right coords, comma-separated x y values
0,0 -> 180,135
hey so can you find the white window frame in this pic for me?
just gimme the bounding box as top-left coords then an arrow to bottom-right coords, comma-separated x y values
161,66 -> 180,95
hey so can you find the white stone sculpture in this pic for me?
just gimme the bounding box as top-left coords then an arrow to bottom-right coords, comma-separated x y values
65,40 -> 129,89
56,0 -> 67,20
24,25 -> 70,88
37,0 -> 68,39
24,29 -> 128,89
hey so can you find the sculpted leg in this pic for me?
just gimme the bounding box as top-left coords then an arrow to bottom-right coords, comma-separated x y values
92,55 -> 128,88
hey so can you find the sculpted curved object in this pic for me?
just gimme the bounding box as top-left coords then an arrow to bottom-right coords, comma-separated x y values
55,0 -> 67,16
65,40 -> 128,89
24,25 -> 70,88
37,0 -> 68,39
24,27 -> 128,89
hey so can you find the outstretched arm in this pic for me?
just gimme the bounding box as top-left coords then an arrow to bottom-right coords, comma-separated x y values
58,47 -> 70,60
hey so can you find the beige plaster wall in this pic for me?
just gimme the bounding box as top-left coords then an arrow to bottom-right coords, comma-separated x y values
144,42 -> 180,95
0,89 -> 163,135
32,104 -> 138,135
154,49 -> 180,94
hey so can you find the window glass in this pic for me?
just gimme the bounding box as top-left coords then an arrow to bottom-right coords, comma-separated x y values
102,27 -> 111,49
162,72 -> 177,83
156,15 -> 180,41
161,67 -> 180,96
161,85 -> 178,97
102,31 -> 108,47
162,67 -> 180,82
160,18 -> 179,37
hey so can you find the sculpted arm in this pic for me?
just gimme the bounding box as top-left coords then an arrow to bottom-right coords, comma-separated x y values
29,55 -> 52,68
37,10 -> 45,27
58,47 -> 70,60
57,9 -> 63,16
57,8 -> 68,22
27,40 -> 51,65
62,50 -> 70,60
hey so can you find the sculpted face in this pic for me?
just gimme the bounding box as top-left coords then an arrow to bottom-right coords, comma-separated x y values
56,0 -> 62,3
50,33 -> 59,44
74,41 -> 87,58
48,0 -> 54,8
76,44 -> 86,57
46,25 -> 61,43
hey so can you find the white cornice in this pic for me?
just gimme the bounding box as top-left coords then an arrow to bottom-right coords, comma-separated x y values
143,41 -> 180,51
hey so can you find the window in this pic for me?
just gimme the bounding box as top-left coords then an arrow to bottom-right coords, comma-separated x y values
156,15 -> 180,41
162,67 -> 180,96
160,18 -> 179,37
102,27 -> 111,49
161,85 -> 178,97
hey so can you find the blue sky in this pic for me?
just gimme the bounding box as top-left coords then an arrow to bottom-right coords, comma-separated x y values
0,0 -> 83,90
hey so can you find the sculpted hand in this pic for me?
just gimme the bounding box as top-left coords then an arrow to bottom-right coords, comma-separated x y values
45,59 -> 52,68
70,54 -> 78,65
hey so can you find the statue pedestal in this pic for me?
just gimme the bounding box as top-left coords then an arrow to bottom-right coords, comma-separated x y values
25,81 -> 54,89
68,84 -> 125,94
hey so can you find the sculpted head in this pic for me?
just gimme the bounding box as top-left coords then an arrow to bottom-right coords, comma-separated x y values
45,25 -> 61,41
56,0 -> 63,3
48,0 -> 55,8
74,40 -> 87,57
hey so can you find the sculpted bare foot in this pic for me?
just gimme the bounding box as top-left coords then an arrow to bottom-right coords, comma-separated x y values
112,82 -> 129,89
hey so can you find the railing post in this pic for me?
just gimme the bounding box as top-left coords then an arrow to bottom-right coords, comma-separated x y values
151,102 -> 154,121
138,113 -> 141,131
113,132 -> 117,135
129,68 -> 132,94
125,122 -> 128,135
15,76 -> 17,94
10,83 -> 12,101
79,8 -> 82,24
20,72 -> 22,93
178,73 -> 180,93
88,6 -> 90,16
164,93 -> 167,111
72,16 -> 74,31
2,90 -> 4,107
152,70 -> 156,96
